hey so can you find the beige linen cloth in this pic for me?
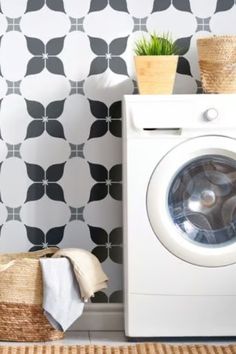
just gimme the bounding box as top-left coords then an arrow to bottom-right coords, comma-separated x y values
53,248 -> 108,301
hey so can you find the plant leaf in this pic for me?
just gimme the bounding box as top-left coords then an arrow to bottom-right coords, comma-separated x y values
134,32 -> 179,56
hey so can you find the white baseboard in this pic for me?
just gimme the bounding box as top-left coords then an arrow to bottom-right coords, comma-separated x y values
69,303 -> 124,331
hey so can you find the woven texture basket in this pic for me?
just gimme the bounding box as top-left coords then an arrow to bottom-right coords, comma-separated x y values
0,248 -> 64,342
197,36 -> 236,93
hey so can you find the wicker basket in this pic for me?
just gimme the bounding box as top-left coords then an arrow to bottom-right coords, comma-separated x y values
197,36 -> 236,93
0,248 -> 64,342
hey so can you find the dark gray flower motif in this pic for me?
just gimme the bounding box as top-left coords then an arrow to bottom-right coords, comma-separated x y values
152,0 -> 192,12
177,57 -> 192,76
25,99 -> 65,139
89,0 -> 128,13
0,38 -> 2,58
91,290 -> 123,303
26,37 -> 65,76
215,0 -> 234,13
89,226 -> 122,263
174,36 -> 192,56
0,164 -> 2,203
25,163 -> 65,202
26,225 -> 65,251
89,100 -> 121,138
173,0 -> 192,12
152,0 -> 171,12
89,163 -> 122,202
25,0 -> 65,13
89,37 -> 128,76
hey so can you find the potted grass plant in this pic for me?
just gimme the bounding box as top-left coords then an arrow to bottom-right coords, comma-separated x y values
134,32 -> 179,94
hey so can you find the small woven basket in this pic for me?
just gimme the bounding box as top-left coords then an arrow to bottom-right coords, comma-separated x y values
197,36 -> 236,93
0,248 -> 64,342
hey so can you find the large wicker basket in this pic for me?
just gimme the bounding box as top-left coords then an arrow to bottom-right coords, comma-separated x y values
0,248 -> 64,342
197,36 -> 236,93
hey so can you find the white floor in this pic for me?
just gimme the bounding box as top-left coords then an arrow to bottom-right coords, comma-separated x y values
2,332 -> 236,346
0,331 -> 127,346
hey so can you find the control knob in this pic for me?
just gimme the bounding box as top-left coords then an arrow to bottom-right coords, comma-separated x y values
204,108 -> 218,121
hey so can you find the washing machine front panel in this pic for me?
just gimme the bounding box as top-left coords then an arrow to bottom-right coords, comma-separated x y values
147,135 -> 236,267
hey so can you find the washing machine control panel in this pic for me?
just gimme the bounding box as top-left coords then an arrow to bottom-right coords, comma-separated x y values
204,108 -> 219,121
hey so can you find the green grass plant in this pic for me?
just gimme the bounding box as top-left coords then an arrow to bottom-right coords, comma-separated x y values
134,32 -> 178,56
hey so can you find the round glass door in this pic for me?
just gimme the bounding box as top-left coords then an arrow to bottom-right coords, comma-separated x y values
168,155 -> 236,247
146,135 -> 236,267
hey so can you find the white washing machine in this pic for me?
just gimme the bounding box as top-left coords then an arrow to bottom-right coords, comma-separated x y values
123,94 -> 236,338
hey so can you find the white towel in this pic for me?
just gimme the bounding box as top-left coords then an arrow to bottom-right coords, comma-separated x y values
40,258 -> 84,331
52,248 -> 108,301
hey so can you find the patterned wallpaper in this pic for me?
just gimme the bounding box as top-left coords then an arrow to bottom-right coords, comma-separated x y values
0,0 -> 235,303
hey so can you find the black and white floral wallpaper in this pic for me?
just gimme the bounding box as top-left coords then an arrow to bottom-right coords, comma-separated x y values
0,0 -> 235,302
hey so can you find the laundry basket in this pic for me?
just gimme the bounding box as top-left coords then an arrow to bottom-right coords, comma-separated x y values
197,36 -> 236,93
0,248 -> 64,342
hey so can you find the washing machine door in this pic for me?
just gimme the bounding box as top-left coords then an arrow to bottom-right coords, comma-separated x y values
147,135 -> 236,267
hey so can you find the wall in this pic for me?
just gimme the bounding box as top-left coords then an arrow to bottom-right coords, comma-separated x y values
0,0 -> 234,303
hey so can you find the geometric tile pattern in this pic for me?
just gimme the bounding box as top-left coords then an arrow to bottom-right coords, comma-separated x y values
0,0 -> 234,302
196,18 -> 211,32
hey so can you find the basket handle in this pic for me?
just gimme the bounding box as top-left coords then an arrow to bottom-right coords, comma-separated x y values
0,247 -> 58,272
0,260 -> 15,272
28,247 -> 59,259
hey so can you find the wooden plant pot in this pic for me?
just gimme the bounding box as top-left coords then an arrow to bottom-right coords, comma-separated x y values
134,55 -> 179,94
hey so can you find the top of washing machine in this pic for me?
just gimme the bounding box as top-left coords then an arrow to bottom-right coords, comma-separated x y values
123,94 -> 236,139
